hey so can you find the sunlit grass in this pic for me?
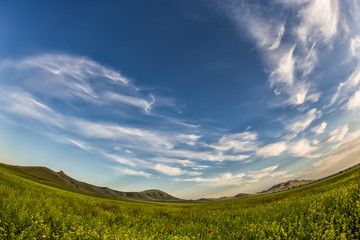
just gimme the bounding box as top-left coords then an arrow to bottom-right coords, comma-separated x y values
0,165 -> 359,239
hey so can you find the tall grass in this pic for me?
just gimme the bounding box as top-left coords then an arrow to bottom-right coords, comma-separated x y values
0,165 -> 359,239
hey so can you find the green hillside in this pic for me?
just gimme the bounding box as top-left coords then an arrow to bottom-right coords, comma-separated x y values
0,163 -> 359,239
0,163 -> 179,202
259,179 -> 314,194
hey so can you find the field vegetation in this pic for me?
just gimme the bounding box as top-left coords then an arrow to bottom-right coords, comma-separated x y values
0,164 -> 359,239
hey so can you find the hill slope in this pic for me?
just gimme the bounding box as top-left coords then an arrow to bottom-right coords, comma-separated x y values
0,161 -> 359,239
260,180 -> 314,194
0,162 -> 180,201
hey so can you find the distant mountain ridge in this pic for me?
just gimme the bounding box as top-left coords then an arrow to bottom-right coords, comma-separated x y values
259,180 -> 314,194
2,161 -> 359,201
0,163 -> 180,202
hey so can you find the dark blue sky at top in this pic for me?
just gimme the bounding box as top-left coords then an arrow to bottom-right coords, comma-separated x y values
0,0 -> 270,131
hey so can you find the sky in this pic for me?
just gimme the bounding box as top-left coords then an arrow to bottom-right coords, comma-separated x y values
0,0 -> 360,199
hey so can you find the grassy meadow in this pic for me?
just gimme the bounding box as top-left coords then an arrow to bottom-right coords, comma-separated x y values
0,164 -> 359,239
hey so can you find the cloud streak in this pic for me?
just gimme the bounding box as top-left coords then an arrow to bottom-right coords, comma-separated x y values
0,88 -> 64,128
256,142 -> 287,158
217,0 -> 355,109
176,164 -> 283,187
296,0 -> 339,45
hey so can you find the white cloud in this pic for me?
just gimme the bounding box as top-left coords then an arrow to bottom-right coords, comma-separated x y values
176,164 -> 283,186
73,120 -> 174,149
287,83 -> 307,105
299,40 -> 318,77
111,166 -> 153,179
152,164 -> 201,176
313,130 -> 360,169
209,132 -> 258,153
18,54 -> 127,101
175,134 -> 201,146
311,121 -> 327,134
247,165 -> 279,182
269,24 -> 285,50
351,35 -> 360,58
256,141 -> 287,158
64,137 -> 92,151
286,108 -> 321,134
152,157 -> 197,167
289,138 -> 319,157
0,89 -> 64,127
327,124 -> 349,143
101,152 -> 135,166
219,1 -> 328,106
21,53 -> 128,84
160,148 -> 250,163
296,0 -> 339,45
176,172 -> 246,186
0,85 -> 253,167
330,63 -> 360,107
0,54 -> 169,116
105,92 -> 155,113
285,81 -> 320,105
221,0 -> 356,109
346,90 -> 360,110
269,45 -> 296,87
343,63 -> 360,89
226,1 -> 286,51
221,154 -> 251,161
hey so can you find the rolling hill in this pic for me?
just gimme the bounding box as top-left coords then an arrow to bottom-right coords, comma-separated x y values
259,180 -> 314,194
0,162 -> 179,201
2,161 -> 359,202
0,161 -> 359,239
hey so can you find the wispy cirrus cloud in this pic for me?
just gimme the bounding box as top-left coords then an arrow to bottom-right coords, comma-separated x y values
295,0 -> 339,45
346,90 -> 360,110
312,130 -> 360,177
151,157 -> 198,167
326,124 -> 349,144
311,121 -> 327,134
285,108 -> 321,135
100,152 -> 136,167
152,163 -> 202,176
269,45 -> 296,87
1,53 -> 263,184
176,173 -> 246,186
330,64 -> 360,108
217,0 -> 352,108
18,54 -> 127,101
247,165 -> 280,182
350,35 -> 360,59
224,1 -> 285,50
0,88 -> 64,128
2,54 -> 169,115
174,134 -> 202,146
110,166 -> 153,179
288,138 -> 319,158
62,137 -> 93,151
72,120 -> 174,150
20,53 -> 129,83
176,164 -> 283,186
208,132 -> 258,153
104,92 -> 155,113
256,141 -> 287,158
162,148 -> 250,163
0,54 -> 206,174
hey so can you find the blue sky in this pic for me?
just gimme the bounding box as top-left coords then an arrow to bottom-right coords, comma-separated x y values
0,0 -> 360,199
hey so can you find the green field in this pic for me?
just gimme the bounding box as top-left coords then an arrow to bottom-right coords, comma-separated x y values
0,164 -> 359,239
